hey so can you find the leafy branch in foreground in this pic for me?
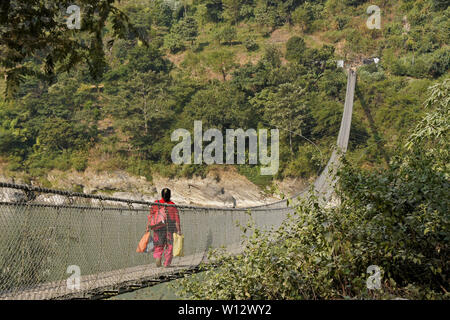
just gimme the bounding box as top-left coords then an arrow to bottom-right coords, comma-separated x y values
175,150 -> 449,300
406,77 -> 449,173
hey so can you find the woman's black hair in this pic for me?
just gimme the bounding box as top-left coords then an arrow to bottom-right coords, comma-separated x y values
161,188 -> 171,202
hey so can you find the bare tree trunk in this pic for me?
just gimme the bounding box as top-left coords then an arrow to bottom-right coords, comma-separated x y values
221,68 -> 227,81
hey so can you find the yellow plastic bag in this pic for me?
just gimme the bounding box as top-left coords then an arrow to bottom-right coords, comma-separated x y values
173,233 -> 184,257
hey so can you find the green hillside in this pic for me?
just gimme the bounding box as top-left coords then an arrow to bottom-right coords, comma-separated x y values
0,0 -> 448,189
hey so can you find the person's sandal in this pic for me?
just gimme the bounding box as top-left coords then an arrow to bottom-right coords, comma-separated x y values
155,259 -> 162,267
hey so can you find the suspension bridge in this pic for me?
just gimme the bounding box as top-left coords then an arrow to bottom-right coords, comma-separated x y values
0,69 -> 356,300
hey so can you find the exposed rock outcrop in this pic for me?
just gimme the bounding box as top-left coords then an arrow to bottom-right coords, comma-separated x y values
0,167 -> 305,208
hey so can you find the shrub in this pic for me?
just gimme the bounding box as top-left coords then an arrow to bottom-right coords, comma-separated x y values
176,148 -> 449,299
335,16 -> 349,30
175,82 -> 450,300
237,165 -> 273,189
389,49 -> 450,79
292,1 -> 324,33
164,32 -> 186,54
283,144 -> 324,178
239,4 -> 254,21
358,64 -> 386,82
345,0 -> 369,6
432,0 -> 449,10
428,48 -> 450,78
254,4 -> 280,32
285,36 -> 307,63
215,25 -> 237,45
71,152 -> 88,172
243,37 -> 259,52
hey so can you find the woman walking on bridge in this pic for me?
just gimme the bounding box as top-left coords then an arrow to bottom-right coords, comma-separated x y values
149,188 -> 181,268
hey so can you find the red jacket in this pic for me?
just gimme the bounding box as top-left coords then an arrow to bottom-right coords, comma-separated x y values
149,198 -> 180,226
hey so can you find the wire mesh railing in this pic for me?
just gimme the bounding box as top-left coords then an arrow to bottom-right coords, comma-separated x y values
0,182 -> 293,299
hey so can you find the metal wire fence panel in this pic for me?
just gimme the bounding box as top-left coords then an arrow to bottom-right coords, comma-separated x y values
0,185 -> 294,300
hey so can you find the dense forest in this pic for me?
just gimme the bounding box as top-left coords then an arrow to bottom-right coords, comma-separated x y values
0,0 -> 448,190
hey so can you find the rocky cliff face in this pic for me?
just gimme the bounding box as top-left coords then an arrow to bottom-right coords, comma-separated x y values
0,167 -> 307,208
